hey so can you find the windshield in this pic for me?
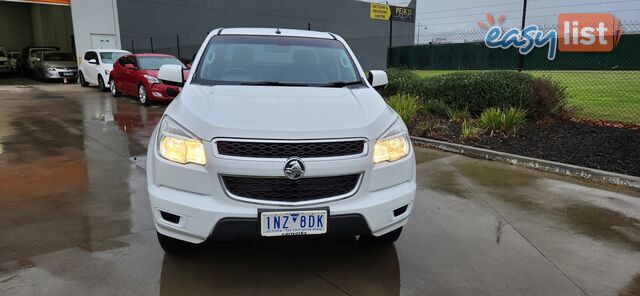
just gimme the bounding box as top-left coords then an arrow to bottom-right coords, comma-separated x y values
194,35 -> 361,86
43,52 -> 74,61
137,56 -> 185,70
100,52 -> 128,64
0,51 -> 5,58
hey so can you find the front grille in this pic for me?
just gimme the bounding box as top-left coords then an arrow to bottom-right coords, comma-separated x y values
216,140 -> 365,158
221,174 -> 361,202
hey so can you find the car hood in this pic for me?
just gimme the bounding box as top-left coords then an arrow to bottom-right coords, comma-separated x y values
45,61 -> 77,68
164,84 -> 397,141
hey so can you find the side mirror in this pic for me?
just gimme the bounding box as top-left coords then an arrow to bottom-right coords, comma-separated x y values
367,70 -> 388,90
125,64 -> 136,70
158,64 -> 185,87
88,58 -> 99,65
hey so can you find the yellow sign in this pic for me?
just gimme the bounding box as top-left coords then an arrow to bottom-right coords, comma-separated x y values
370,3 -> 391,20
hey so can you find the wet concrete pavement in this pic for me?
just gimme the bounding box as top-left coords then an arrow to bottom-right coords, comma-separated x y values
0,84 -> 639,295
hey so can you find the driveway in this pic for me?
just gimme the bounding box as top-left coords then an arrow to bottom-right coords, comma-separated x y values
0,84 -> 638,295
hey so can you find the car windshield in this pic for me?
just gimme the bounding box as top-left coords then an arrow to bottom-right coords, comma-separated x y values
100,52 -> 128,64
193,35 -> 361,86
43,52 -> 74,61
0,51 -> 5,57
137,56 -> 185,70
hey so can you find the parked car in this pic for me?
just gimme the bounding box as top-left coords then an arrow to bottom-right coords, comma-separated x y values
78,49 -> 131,91
8,51 -> 20,72
148,28 -> 416,253
16,46 -> 59,77
110,53 -> 188,105
31,51 -> 78,82
0,48 -> 10,75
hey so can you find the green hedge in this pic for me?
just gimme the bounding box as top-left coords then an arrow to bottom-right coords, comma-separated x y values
383,70 -> 537,115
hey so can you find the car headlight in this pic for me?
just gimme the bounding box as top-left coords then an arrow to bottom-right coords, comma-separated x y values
157,116 -> 206,165
145,74 -> 160,84
46,64 -> 55,71
373,118 -> 411,164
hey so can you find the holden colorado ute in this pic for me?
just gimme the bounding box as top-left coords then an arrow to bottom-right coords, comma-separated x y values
147,28 -> 416,253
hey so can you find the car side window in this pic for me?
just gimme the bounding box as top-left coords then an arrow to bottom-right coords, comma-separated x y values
118,57 -> 126,66
84,51 -> 92,60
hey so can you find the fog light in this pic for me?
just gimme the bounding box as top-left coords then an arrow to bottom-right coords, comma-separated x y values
152,91 -> 163,97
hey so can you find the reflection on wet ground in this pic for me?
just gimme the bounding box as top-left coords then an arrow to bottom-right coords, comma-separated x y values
0,84 -> 639,295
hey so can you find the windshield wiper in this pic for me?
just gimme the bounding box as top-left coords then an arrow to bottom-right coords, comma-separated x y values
241,81 -> 309,86
318,81 -> 363,88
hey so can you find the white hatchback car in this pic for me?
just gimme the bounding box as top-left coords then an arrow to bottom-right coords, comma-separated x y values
148,28 -> 416,253
78,49 -> 130,91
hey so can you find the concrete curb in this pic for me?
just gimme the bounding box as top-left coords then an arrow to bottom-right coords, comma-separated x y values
411,136 -> 640,190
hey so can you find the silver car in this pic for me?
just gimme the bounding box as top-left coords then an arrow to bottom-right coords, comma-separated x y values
32,51 -> 78,82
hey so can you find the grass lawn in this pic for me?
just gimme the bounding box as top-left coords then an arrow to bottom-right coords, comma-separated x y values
411,70 -> 640,123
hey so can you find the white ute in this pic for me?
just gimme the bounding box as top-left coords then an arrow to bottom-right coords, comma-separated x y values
148,28 -> 416,253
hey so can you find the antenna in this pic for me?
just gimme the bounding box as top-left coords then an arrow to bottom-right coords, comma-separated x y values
275,28 -> 281,35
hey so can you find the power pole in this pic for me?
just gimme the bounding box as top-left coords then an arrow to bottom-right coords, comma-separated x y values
517,0 -> 528,70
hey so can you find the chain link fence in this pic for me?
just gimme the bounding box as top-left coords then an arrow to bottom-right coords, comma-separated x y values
383,21 -> 640,123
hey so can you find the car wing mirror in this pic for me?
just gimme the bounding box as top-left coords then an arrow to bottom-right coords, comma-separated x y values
125,64 -> 136,70
88,58 -> 99,65
367,70 -> 388,91
158,64 -> 185,87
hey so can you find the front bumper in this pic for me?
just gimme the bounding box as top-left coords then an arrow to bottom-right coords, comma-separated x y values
44,69 -> 78,79
0,64 -> 11,73
147,83 -> 181,101
147,128 -> 417,244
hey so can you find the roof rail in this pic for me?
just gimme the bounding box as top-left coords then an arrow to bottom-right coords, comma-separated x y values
327,32 -> 337,40
216,28 -> 224,35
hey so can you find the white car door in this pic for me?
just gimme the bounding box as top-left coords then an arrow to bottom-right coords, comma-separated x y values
82,51 -> 99,84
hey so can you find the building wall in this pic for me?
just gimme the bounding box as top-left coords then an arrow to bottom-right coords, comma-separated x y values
70,0 -> 122,64
30,3 -> 74,51
116,0 -> 415,70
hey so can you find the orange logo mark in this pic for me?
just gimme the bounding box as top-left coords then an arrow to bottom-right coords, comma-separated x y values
558,13 -> 623,52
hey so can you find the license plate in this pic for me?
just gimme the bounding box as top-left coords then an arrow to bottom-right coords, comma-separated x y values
260,210 -> 327,237
63,72 -> 75,77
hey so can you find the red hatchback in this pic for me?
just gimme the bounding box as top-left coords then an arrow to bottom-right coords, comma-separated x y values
109,54 -> 189,105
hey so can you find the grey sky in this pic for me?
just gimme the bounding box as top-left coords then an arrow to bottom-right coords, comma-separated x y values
415,0 -> 640,35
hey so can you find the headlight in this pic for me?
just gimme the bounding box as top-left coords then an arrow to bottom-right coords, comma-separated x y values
373,118 -> 411,164
46,64 -> 55,71
157,116 -> 206,165
145,74 -> 160,84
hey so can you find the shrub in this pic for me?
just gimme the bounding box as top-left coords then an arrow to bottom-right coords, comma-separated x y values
423,99 -> 451,117
386,93 -> 419,126
413,118 -> 449,138
529,77 -> 574,120
380,68 -> 421,97
426,71 -> 534,115
478,107 -> 503,136
460,120 -> 481,142
502,107 -> 527,134
447,107 -> 471,123
478,107 -> 527,136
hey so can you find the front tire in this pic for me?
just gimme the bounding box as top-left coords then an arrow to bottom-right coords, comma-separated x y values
98,75 -> 108,91
138,84 -> 149,105
110,79 -> 121,97
157,231 -> 195,254
78,71 -> 89,87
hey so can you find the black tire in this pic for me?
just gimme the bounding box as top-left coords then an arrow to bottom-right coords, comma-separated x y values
157,231 -> 195,254
98,75 -> 108,91
78,72 -> 89,87
138,84 -> 150,105
110,78 -> 121,97
361,227 -> 403,244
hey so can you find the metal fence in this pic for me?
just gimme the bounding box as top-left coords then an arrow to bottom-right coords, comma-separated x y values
384,21 -> 640,123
